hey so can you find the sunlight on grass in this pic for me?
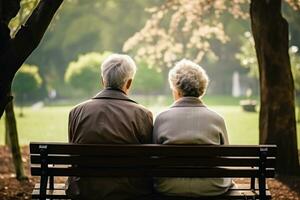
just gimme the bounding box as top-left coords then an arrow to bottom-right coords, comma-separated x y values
212,106 -> 259,145
0,106 -> 69,144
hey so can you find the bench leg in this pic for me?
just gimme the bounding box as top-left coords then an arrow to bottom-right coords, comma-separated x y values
251,177 -> 255,190
39,175 -> 48,200
49,176 -> 54,190
258,177 -> 266,200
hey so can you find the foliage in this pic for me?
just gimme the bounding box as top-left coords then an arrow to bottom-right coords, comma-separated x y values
64,52 -> 111,95
124,0 -> 300,71
12,64 -> 42,99
9,0 -> 40,35
132,61 -> 164,94
290,46 -> 300,91
235,32 -> 259,78
123,0 -> 249,70
65,52 -> 164,95
26,0 -> 157,89
286,0 -> 300,10
236,32 -> 300,91
6,0 -> 300,97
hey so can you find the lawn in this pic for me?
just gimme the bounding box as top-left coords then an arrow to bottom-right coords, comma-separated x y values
0,95 -> 299,148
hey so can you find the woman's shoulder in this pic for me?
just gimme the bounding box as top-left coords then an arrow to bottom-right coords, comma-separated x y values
155,107 -> 173,120
202,106 -> 225,123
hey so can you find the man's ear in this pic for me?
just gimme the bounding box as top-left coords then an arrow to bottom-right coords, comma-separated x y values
126,79 -> 132,90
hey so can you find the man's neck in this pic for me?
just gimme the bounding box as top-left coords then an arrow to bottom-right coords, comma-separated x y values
105,87 -> 127,95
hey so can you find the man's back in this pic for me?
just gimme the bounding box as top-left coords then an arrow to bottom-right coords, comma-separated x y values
69,89 -> 153,144
67,89 -> 153,200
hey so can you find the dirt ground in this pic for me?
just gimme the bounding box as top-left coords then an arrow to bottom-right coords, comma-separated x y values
0,146 -> 300,200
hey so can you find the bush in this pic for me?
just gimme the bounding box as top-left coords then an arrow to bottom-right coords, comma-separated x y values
132,61 -> 164,94
65,52 -> 111,96
65,53 -> 164,96
13,64 -> 42,102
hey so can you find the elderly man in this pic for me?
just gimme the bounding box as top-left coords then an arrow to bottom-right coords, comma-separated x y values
66,54 -> 153,200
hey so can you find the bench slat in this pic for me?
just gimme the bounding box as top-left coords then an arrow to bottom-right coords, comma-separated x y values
30,143 -> 277,157
32,184 -> 271,200
33,183 -> 269,190
31,167 -> 275,178
30,155 -> 276,167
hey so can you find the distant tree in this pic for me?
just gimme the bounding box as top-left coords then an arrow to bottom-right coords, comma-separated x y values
25,0 -> 159,93
235,32 -> 259,79
290,46 -> 300,91
123,0 -> 248,73
65,52 -> 111,96
12,64 -> 42,116
290,46 -> 300,122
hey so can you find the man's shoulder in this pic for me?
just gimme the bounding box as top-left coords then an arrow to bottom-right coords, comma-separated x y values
69,99 -> 92,114
71,98 -> 152,116
131,102 -> 153,117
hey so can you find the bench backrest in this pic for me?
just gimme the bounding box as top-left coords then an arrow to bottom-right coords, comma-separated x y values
30,142 -> 277,178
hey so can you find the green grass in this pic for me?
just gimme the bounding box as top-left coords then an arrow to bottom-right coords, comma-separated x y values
0,106 -> 69,144
0,96 -> 299,149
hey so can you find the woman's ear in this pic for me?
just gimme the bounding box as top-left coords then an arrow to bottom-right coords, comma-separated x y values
172,88 -> 181,100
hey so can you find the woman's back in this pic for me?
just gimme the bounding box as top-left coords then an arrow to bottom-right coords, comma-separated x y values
153,97 -> 228,146
153,97 -> 233,197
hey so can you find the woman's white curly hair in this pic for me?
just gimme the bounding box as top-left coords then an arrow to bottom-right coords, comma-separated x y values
168,59 -> 209,98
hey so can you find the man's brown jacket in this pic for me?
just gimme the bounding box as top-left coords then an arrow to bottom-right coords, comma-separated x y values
66,88 -> 153,200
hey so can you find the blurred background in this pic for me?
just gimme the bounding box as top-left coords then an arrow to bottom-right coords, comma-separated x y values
1,0 -> 300,147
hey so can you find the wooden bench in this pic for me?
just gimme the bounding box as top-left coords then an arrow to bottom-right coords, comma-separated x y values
30,142 -> 277,200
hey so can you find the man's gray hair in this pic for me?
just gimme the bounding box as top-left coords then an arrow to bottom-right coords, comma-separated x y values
101,54 -> 137,89
169,59 -> 209,97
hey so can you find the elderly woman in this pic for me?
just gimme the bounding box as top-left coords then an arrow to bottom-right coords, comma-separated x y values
153,59 -> 233,197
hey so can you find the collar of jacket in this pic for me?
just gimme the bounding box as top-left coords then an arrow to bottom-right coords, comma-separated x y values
171,96 -> 206,108
92,88 -> 137,104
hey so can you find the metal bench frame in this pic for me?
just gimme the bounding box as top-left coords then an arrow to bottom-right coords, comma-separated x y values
30,142 -> 277,200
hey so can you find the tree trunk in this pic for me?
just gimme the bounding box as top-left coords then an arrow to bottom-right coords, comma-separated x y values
250,0 -> 299,174
0,0 -> 64,118
5,96 -> 27,180
19,93 -> 25,117
5,124 -> 10,145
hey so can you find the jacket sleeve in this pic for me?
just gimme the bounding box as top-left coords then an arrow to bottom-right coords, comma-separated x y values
152,116 -> 160,144
219,118 -> 229,145
138,110 -> 153,144
68,110 -> 74,143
